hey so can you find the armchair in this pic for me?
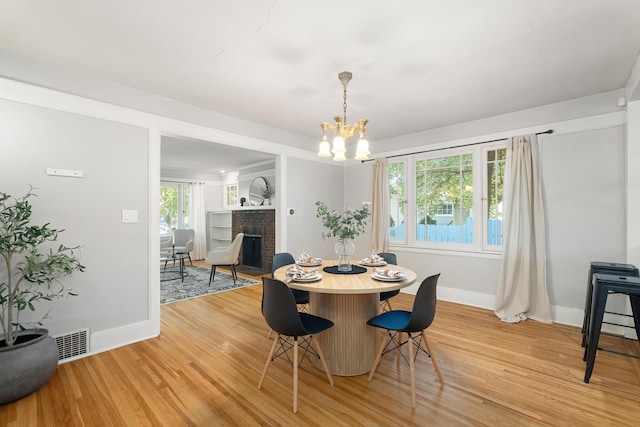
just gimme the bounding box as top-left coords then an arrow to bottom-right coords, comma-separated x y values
173,229 -> 195,265
205,233 -> 244,285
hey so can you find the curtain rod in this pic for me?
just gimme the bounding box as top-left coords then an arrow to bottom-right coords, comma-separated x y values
362,129 -> 554,163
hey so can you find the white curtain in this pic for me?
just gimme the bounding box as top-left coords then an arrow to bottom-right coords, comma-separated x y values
370,158 -> 390,253
494,134 -> 552,323
189,183 -> 208,260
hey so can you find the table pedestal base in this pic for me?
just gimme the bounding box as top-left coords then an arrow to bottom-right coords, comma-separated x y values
310,292 -> 379,376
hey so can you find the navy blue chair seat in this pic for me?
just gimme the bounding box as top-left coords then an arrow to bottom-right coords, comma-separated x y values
258,277 -> 334,413
367,273 -> 444,408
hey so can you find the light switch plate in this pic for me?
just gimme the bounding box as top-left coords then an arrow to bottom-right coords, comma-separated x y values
122,210 -> 138,223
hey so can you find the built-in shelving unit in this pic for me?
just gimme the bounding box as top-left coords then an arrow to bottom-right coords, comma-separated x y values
208,210 -> 232,250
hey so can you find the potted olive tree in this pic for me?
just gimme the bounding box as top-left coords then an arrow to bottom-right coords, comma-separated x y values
0,186 -> 84,404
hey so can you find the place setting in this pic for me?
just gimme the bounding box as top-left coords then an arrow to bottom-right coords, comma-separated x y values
285,263 -> 322,283
371,267 -> 407,282
296,251 -> 322,267
359,251 -> 388,267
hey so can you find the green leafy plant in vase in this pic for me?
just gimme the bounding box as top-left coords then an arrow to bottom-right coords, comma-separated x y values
0,186 -> 85,404
261,184 -> 275,205
315,201 -> 370,271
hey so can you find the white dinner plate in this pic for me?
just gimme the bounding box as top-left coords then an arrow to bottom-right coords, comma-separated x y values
372,272 -> 406,282
360,261 -> 387,267
297,260 -> 322,267
293,273 -> 323,282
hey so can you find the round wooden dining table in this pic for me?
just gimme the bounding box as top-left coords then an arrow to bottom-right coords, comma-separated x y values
274,260 -> 417,376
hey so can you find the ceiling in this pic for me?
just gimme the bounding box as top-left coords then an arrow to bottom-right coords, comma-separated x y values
2,0 -> 640,173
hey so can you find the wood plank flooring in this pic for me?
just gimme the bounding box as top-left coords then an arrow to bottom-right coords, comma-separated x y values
2,265 -> 640,426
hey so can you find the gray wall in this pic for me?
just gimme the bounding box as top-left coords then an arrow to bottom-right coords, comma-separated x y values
284,157 -> 344,259
0,98 -> 150,336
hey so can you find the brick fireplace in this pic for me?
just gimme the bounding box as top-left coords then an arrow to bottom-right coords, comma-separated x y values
232,209 -> 275,275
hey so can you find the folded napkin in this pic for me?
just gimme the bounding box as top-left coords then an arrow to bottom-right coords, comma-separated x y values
373,267 -> 406,278
361,251 -> 385,264
286,264 -> 319,282
298,251 -> 322,264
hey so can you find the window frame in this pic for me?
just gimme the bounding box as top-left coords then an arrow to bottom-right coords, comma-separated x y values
482,143 -> 507,252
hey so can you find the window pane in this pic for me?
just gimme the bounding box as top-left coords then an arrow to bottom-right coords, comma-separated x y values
388,162 -> 405,241
486,148 -> 506,246
183,187 -> 191,229
160,185 -> 178,233
415,154 -> 473,244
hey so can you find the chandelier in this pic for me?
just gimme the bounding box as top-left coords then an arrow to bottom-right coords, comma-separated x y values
317,71 -> 370,161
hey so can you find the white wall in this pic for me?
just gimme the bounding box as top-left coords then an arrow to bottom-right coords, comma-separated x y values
284,157 -> 344,259
0,98 -> 150,338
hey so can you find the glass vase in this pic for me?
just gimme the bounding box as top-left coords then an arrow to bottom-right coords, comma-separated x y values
335,238 -> 355,272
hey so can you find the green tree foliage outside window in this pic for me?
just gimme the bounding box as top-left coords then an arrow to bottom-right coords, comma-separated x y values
416,154 -> 473,241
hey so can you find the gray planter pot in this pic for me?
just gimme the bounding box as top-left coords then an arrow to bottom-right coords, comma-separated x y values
0,329 -> 59,404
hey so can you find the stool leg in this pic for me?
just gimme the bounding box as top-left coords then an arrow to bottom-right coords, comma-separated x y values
581,268 -> 594,348
630,295 -> 640,340
584,285 -> 607,383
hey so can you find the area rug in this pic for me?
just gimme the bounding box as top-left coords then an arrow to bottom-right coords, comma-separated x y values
160,265 -> 259,305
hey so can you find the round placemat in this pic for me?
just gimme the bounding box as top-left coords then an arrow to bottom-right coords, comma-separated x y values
323,265 -> 367,275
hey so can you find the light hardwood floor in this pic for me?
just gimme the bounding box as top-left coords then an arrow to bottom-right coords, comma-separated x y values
2,263 -> 640,426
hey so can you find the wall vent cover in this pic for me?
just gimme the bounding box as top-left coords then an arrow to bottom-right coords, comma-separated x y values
53,328 -> 90,361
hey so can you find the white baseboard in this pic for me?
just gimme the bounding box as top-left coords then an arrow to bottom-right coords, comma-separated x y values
414,286 -> 633,334
67,320 -> 160,363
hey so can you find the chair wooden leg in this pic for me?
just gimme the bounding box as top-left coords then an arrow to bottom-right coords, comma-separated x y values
258,334 -> 279,389
267,328 -> 272,338
312,337 -> 334,386
293,338 -> 299,413
422,331 -> 444,386
408,333 -> 416,408
368,331 -> 389,382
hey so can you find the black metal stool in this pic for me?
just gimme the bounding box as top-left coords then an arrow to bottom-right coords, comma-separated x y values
583,273 -> 640,383
581,262 -> 640,348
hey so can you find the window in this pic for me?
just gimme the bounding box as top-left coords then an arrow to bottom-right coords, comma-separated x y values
388,143 -> 505,252
160,183 -> 190,235
225,184 -> 238,207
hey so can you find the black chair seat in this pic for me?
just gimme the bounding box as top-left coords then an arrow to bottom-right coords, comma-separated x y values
300,313 -> 334,335
377,253 -> 399,309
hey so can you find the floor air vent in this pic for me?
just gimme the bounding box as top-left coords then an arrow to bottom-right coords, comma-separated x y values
53,328 -> 90,361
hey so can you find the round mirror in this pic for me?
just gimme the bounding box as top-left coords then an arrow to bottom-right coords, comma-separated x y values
249,177 -> 269,206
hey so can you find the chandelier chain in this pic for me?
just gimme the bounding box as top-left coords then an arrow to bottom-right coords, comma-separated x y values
343,84 -> 348,124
